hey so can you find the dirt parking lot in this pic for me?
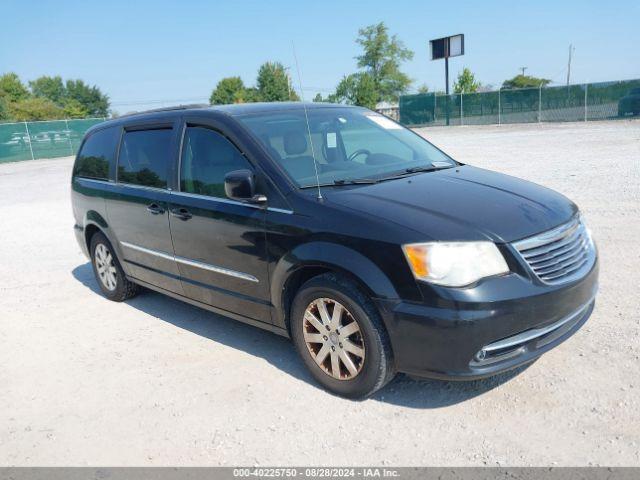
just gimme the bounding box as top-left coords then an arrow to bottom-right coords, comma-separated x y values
1,120 -> 639,466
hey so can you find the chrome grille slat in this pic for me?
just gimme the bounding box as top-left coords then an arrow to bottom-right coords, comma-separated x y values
521,227 -> 583,259
513,217 -> 595,285
542,258 -> 588,281
528,237 -> 587,267
535,248 -> 588,275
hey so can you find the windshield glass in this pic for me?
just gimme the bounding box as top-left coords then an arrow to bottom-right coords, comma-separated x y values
237,107 -> 456,187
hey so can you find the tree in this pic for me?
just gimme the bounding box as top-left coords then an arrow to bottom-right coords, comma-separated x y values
0,97 -> 9,121
502,74 -> 551,90
29,75 -> 66,104
243,87 -> 262,103
210,76 -> 247,105
65,79 -> 109,116
312,93 -> 325,103
0,73 -> 30,103
355,22 -> 414,103
8,97 -> 65,121
332,73 -> 378,110
256,62 -> 298,102
62,98 -> 90,118
417,84 -> 430,94
453,68 -> 481,94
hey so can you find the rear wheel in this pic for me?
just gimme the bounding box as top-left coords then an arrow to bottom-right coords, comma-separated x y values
290,273 -> 395,399
90,231 -> 139,302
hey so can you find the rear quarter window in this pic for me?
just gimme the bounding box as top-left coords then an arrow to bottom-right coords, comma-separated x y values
117,128 -> 173,189
73,127 -> 120,180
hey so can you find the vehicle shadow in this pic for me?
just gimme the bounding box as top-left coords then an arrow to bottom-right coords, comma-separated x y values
72,262 -> 530,409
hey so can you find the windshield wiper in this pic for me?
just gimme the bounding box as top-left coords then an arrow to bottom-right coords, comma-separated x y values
405,165 -> 452,173
299,178 -> 379,189
378,164 -> 453,182
332,178 -> 379,185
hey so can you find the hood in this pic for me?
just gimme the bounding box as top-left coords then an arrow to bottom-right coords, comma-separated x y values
323,165 -> 577,243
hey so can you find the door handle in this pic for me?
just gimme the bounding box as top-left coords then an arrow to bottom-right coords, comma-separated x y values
146,203 -> 165,215
170,207 -> 192,221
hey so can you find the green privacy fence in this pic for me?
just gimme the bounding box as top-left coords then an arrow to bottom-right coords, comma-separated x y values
399,78 -> 640,127
0,117 -> 106,163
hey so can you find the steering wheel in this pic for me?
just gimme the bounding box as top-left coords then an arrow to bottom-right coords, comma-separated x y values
348,148 -> 371,162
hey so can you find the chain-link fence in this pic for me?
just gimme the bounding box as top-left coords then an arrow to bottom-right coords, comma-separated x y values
0,118 -> 106,163
399,78 -> 640,127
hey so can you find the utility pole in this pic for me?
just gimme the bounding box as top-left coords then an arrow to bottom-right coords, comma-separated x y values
566,44 -> 574,86
520,66 -> 527,76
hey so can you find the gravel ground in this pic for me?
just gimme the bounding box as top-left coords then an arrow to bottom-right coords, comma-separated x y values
1,120 -> 639,466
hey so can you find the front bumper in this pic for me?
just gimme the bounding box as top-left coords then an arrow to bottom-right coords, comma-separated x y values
375,258 -> 598,380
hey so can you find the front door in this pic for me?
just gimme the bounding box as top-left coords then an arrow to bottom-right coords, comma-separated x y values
105,125 -> 183,294
168,123 -> 271,322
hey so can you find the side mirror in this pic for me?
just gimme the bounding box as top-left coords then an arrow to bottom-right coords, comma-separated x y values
224,169 -> 266,204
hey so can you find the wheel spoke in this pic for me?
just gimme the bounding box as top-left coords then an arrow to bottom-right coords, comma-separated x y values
304,331 -> 324,344
316,299 -> 332,325
339,350 -> 358,376
343,340 -> 364,358
304,311 -> 325,333
314,344 -> 331,367
330,351 -> 341,378
329,302 -> 343,330
339,320 -> 359,338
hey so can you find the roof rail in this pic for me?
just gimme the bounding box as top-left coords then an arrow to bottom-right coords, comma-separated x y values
118,104 -> 209,118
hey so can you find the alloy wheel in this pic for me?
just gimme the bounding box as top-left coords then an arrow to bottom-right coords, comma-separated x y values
95,243 -> 117,291
302,298 -> 365,380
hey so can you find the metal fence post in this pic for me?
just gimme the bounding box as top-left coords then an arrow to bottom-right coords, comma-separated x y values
23,121 -> 35,161
460,92 -> 464,126
434,94 -> 437,124
538,85 -> 542,123
498,89 -> 501,125
64,118 -> 74,156
584,83 -> 588,122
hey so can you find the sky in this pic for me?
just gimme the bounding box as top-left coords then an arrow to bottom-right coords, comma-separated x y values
1,0 -> 639,113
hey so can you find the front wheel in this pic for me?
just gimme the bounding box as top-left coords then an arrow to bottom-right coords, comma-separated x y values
290,273 -> 395,399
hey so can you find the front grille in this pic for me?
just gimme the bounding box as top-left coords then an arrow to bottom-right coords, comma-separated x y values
513,217 -> 595,285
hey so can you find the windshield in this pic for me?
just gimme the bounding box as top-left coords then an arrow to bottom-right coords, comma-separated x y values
237,107 -> 456,188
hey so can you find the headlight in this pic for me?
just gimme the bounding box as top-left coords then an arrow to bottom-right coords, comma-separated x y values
402,241 -> 509,287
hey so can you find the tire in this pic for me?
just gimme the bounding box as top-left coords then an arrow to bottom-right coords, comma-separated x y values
89,231 -> 139,302
290,273 -> 395,399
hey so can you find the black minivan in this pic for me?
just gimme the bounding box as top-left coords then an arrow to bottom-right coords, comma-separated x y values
71,103 -> 598,398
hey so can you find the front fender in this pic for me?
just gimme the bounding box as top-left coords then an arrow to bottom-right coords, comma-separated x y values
270,241 -> 400,329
